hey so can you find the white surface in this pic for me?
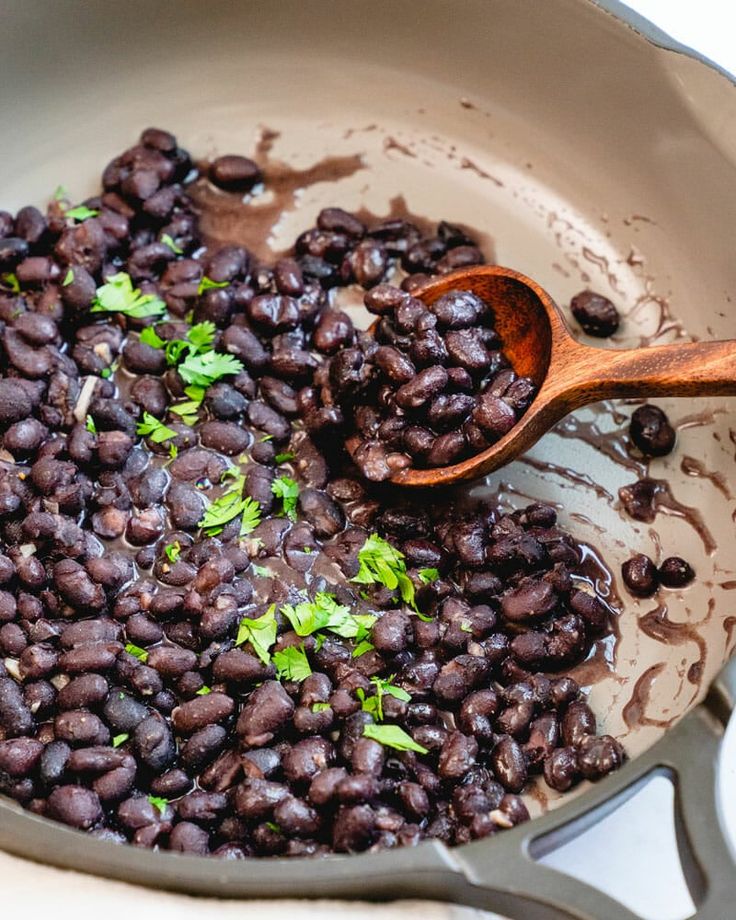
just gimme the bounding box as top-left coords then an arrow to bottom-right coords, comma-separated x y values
0,3 -> 733,919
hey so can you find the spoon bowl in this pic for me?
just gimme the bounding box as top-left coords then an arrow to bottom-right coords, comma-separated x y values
364,265 -> 736,487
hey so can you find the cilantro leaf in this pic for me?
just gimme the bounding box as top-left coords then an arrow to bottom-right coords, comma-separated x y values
273,644 -> 312,682
200,470 -> 261,537
54,185 -> 68,202
112,733 -> 129,748
136,412 -> 178,444
187,321 -> 216,351
139,326 -> 166,349
85,415 -> 97,434
196,685 -> 212,695
178,350 -> 244,388
352,639 -> 374,658
198,276 -> 228,295
271,475 -> 299,522
160,232 -> 183,255
418,567 -> 440,585
353,534 -> 417,611
147,795 -> 169,816
199,488 -> 244,534
125,643 -> 148,662
0,273 -> 20,294
250,563 -> 271,578
357,676 -> 411,720
164,541 -> 181,563
65,205 -> 99,222
62,268 -> 75,287
311,702 -> 330,712
239,497 -> 262,536
280,592 -> 351,638
274,451 -> 295,464
363,723 -> 428,754
91,272 -> 166,319
235,604 -> 277,665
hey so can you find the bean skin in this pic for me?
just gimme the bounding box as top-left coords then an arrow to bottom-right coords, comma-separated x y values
47,785 -> 102,830
171,692 -> 234,734
491,736 -> 527,793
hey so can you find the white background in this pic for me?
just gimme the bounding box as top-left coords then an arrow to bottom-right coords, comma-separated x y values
1,3 -> 734,919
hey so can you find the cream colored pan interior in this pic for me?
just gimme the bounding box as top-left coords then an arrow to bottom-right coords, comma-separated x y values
1,0 -> 736,818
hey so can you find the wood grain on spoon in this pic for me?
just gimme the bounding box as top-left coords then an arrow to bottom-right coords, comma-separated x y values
355,265 -> 736,487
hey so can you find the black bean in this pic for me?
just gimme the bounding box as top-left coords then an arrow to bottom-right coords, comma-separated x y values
577,734 -> 625,780
561,701 -> 597,747
570,290 -> 620,337
658,556 -> 695,588
210,155 -> 262,191
47,785 -> 102,829
621,553 -> 659,597
0,677 -> 33,737
133,712 -> 176,772
629,404 -> 676,456
472,393 -> 517,439
543,746 -> 580,792
491,736 -> 527,793
171,692 -> 234,734
237,680 -> 294,747
332,804 -> 376,852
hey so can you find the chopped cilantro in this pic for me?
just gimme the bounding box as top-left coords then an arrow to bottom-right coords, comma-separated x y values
62,268 -> 75,287
139,326 -> 166,349
136,411 -> 178,445
418,567 -> 440,585
352,639 -> 375,658
264,821 -> 281,834
281,593 -> 349,638
198,471 -> 261,537
353,534 -> 417,611
125,643 -> 148,662
357,676 -> 411,721
311,702 -> 330,713
259,434 -> 273,442
198,275 -> 229,295
196,685 -> 212,695
85,415 -> 97,434
187,321 -> 216,352
168,443 -> 178,460
65,205 -> 99,222
271,475 -> 299,521
363,723 -> 428,754
160,232 -> 183,255
460,621 -> 473,633
235,604 -> 277,665
112,733 -> 129,748
54,185 -> 68,202
91,272 -> 166,319
170,384 -> 205,426
274,451 -> 296,464
250,563 -> 271,578
147,795 -> 169,816
273,644 -> 312,682
164,541 -> 181,563
178,350 -> 243,388
0,273 -> 20,294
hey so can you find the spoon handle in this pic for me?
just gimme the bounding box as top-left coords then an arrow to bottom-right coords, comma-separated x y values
567,338 -> 736,403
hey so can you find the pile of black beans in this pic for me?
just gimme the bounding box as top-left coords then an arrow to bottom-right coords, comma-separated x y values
322,284 -> 537,480
0,128 -> 626,858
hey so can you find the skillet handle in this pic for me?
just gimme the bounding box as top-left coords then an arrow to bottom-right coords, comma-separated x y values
441,654 -> 736,920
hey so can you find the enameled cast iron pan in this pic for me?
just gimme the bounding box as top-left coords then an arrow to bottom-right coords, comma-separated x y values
1,1 -> 735,916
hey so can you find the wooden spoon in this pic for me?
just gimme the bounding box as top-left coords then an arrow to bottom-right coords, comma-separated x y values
363,264 -> 736,487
